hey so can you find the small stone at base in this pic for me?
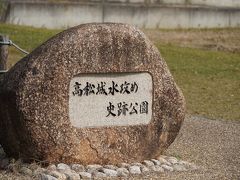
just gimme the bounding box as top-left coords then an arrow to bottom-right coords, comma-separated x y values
87,168 -> 97,174
167,157 -> 179,164
151,165 -> 164,172
47,164 -> 57,171
86,164 -> 102,170
143,160 -> 155,167
117,167 -> 129,177
79,172 -> 92,179
151,159 -> 161,165
57,163 -> 71,171
102,168 -> 118,176
71,164 -> 85,172
46,170 -> 66,179
93,172 -> 107,178
0,155 -> 198,179
103,164 -> 118,170
161,164 -> 174,172
129,165 -> 141,174
40,173 -> 58,180
158,157 -> 171,166
64,171 -> 81,180
20,167 -> 33,176
131,162 -> 145,167
33,167 -> 47,177
141,166 -> 150,173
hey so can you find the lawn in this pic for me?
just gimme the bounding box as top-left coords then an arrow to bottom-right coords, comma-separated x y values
158,45 -> 240,120
0,23 -> 239,120
0,23 -> 61,67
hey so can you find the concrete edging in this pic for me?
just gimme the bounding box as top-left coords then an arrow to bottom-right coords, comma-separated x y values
3,1 -> 240,29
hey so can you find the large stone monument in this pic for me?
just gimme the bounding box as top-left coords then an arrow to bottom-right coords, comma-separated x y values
0,23 -> 185,165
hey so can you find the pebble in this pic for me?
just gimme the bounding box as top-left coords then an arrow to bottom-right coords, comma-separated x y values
86,164 -> 102,171
28,163 -> 41,171
104,164 -> 118,170
64,171 -> 81,180
33,167 -> 47,176
101,168 -> 118,176
179,160 -> 190,166
71,164 -> 85,172
131,162 -> 145,167
40,173 -> 58,180
116,167 -> 129,177
151,165 -> 164,172
93,171 -> 107,178
47,164 -> 57,171
57,163 -> 71,171
0,148 -> 198,178
141,166 -> 150,173
129,165 -> 141,174
158,156 -> 172,166
47,170 -> 67,180
19,166 -> 33,176
79,172 -> 92,179
151,159 -> 161,165
162,164 -> 174,171
86,169 -> 96,174
143,160 -> 155,167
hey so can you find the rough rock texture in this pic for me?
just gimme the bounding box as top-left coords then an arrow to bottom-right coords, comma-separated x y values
0,23 -> 185,164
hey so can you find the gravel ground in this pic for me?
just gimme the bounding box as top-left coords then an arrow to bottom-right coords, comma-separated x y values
131,115 -> 240,179
0,115 -> 239,179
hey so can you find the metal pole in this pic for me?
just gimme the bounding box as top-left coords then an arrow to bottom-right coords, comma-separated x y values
0,35 -> 8,71
0,40 -> 29,55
